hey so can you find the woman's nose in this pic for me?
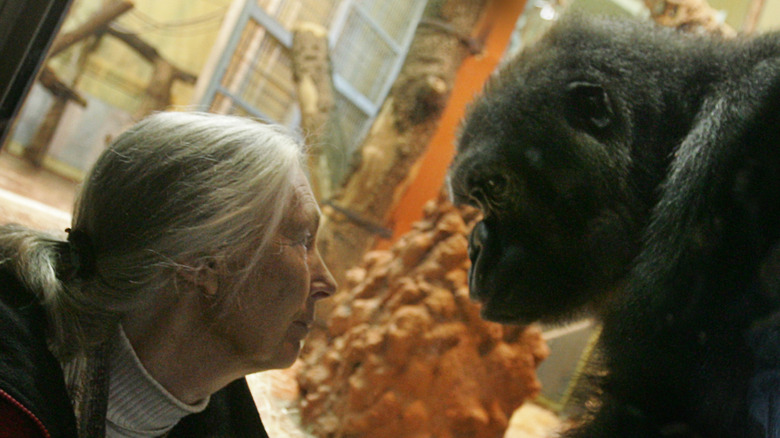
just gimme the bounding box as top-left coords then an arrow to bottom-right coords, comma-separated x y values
310,249 -> 337,299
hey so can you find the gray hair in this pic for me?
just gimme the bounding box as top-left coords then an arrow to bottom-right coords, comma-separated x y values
0,112 -> 306,359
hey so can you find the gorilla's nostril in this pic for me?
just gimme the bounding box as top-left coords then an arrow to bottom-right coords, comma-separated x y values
468,221 -> 487,262
468,172 -> 510,217
469,187 -> 487,212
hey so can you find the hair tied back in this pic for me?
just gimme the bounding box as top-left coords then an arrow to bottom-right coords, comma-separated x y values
63,228 -> 97,280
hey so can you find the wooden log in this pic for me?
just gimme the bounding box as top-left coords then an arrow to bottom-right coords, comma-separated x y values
105,26 -> 197,118
22,98 -> 68,167
291,21 -> 335,201
104,27 -> 159,63
48,0 -> 133,57
105,27 -> 196,83
38,66 -> 87,106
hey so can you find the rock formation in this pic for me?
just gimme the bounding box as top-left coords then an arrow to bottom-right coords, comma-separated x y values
298,192 -> 550,438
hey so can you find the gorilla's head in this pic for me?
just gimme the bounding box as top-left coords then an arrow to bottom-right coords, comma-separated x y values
447,16 -> 681,324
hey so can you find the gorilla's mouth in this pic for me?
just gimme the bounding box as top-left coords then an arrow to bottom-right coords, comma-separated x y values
468,221 -> 526,323
468,220 -> 550,325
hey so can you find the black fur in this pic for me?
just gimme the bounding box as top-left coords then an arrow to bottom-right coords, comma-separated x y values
448,14 -> 780,437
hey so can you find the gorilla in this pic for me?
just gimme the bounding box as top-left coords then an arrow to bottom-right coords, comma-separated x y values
448,14 -> 780,437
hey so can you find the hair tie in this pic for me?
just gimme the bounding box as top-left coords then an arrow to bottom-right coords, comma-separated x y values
65,228 -> 97,280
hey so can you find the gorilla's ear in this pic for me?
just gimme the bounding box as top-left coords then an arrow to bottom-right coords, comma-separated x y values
565,81 -> 614,133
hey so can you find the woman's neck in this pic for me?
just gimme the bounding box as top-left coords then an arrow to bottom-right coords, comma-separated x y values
121,291 -> 247,404
106,326 -> 209,437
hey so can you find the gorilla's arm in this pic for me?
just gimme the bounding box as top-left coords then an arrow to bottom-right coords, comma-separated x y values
589,57 -> 780,438
636,58 -> 780,279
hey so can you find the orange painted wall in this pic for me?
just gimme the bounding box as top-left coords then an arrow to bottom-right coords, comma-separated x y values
375,1 -> 527,250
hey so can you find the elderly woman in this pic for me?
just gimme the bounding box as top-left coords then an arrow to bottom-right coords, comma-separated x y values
0,112 -> 336,437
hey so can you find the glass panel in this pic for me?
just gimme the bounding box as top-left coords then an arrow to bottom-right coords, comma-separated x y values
239,37 -> 296,121
358,0 -> 418,43
331,9 -> 396,104
217,19 -> 297,123
207,0 -> 426,167
326,94 -> 370,184
218,19 -> 266,102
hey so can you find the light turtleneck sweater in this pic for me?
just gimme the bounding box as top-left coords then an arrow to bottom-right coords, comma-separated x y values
104,326 -> 210,437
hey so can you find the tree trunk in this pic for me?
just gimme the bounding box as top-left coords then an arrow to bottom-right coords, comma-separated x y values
291,22 -> 335,201
317,0 -> 491,288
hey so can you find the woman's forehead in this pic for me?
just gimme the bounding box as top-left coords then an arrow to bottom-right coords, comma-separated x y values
284,171 -> 320,228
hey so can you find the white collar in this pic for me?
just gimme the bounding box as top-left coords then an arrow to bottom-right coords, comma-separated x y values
105,325 -> 209,437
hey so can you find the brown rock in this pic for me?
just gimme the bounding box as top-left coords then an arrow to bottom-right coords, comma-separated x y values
298,191 -> 549,437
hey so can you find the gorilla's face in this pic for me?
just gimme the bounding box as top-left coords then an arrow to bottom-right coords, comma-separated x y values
448,56 -> 647,325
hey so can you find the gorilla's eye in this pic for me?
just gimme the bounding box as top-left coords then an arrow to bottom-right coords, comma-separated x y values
468,174 -> 509,216
486,176 -> 506,192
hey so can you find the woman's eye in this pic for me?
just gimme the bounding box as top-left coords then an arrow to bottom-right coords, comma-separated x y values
296,232 -> 314,250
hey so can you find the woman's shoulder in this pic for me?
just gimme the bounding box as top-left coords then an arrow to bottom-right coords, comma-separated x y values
0,261 -> 78,438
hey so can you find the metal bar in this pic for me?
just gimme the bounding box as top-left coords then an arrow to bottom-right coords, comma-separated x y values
214,85 -> 274,122
199,0 -> 253,108
349,0 -> 429,145
247,3 -> 293,48
352,2 -> 402,54
333,73 -> 376,117
328,0 -> 355,48
370,0 -> 428,109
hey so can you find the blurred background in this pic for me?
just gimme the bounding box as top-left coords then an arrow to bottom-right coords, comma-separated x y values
1,0 -> 777,436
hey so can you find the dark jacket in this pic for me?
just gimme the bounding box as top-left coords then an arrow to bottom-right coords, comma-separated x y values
0,267 -> 269,438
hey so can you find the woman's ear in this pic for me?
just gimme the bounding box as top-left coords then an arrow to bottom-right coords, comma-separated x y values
178,263 -> 220,297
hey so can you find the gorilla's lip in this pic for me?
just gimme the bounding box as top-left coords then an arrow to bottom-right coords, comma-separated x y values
478,292 -> 530,324
469,271 -> 506,317
482,307 -> 526,324
467,264 -> 491,303
470,269 -> 535,325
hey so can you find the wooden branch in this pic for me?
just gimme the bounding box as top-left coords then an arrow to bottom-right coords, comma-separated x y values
105,27 -> 158,63
39,1 -> 132,104
49,0 -> 134,57
38,66 -> 87,106
105,25 -> 197,118
105,26 -> 197,83
644,0 -> 735,37
133,59 -> 177,118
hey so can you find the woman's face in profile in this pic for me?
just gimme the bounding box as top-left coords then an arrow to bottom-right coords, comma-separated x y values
213,167 -> 336,372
